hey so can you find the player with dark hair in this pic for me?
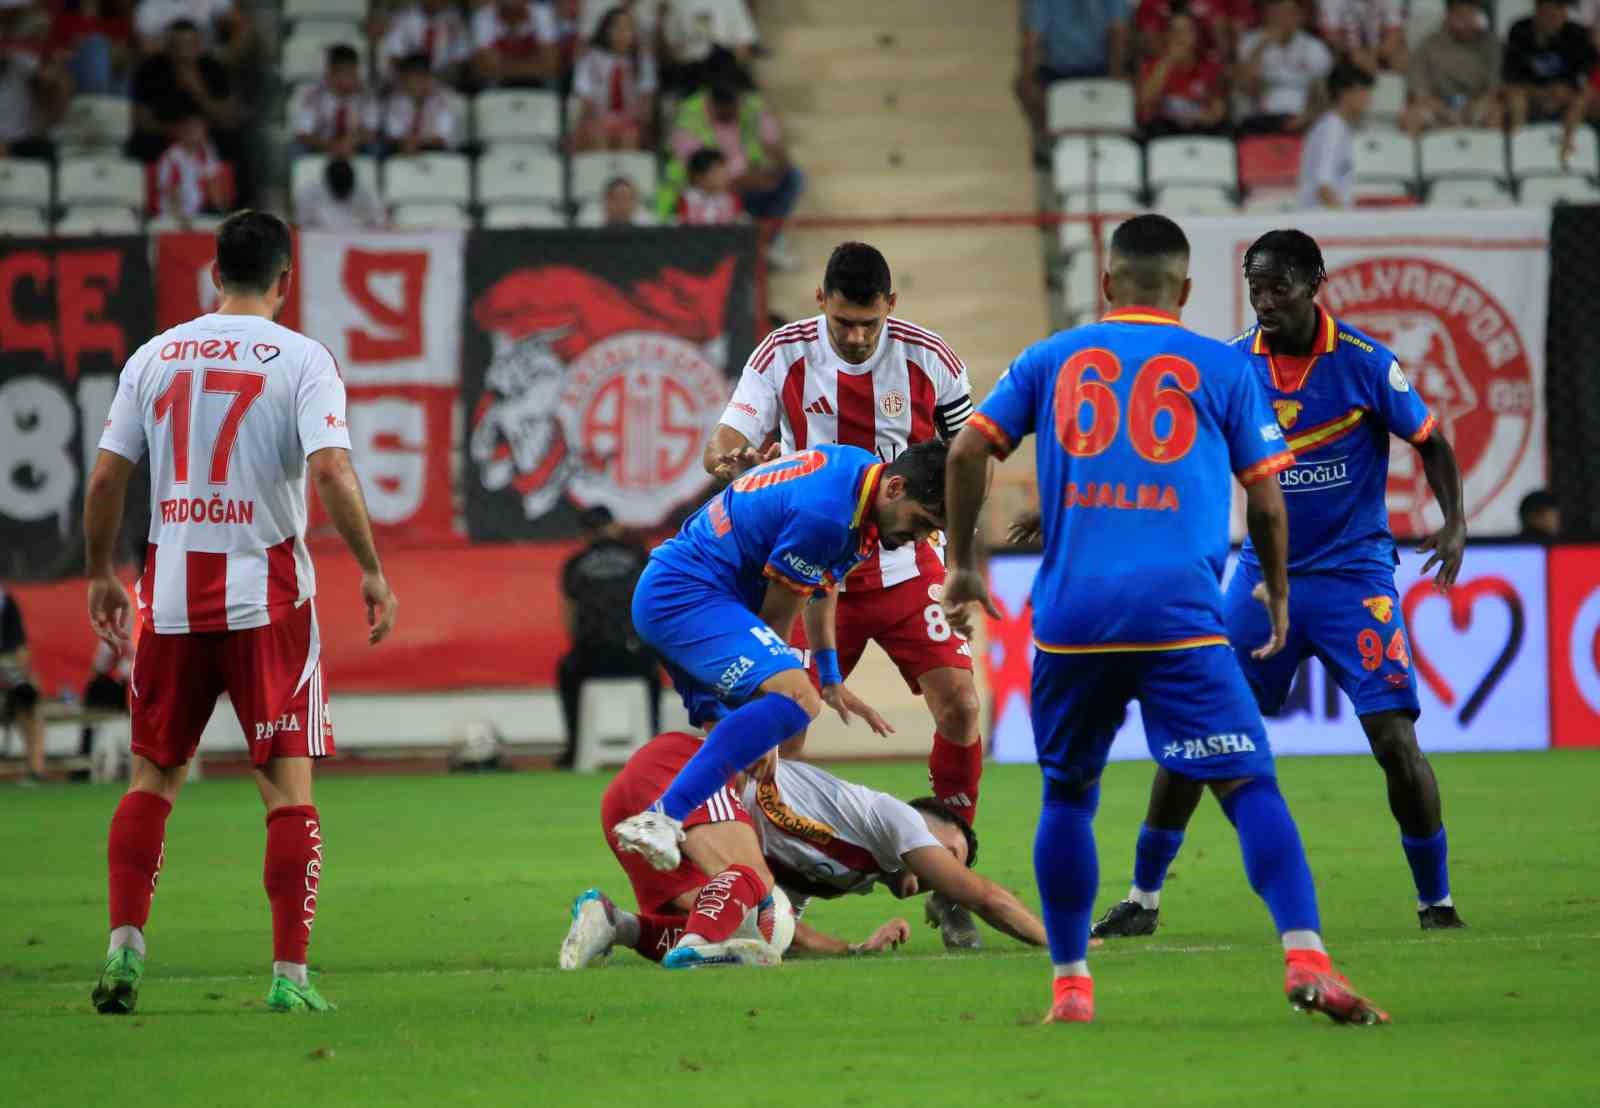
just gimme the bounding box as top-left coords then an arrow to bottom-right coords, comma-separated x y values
84,209 -> 398,1015
701,241 -> 988,949
944,213 -> 1387,1025
609,440 -> 951,920
1080,227 -> 1469,939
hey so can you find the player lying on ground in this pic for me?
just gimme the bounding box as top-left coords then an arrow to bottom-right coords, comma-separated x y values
561,731 -> 1045,968
942,213 -> 1388,1026
1010,229 -> 1468,939
610,441 -> 950,875
702,242 -> 987,948
83,211 -> 398,1015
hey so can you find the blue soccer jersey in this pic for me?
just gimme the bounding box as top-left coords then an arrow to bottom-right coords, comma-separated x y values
971,306 -> 1293,652
1234,306 -> 1436,576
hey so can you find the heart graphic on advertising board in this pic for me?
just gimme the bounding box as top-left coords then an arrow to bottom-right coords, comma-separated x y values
1402,575 -> 1524,726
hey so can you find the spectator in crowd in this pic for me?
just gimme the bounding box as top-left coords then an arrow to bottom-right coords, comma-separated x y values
1504,0 -> 1596,129
556,506 -> 658,770
128,17 -> 240,167
472,0 -> 561,88
550,0 -> 584,83
1317,0 -> 1406,76
293,44 -> 378,159
296,156 -> 386,228
1403,0 -> 1503,133
676,146 -> 741,223
48,0 -> 134,96
581,0 -> 659,42
0,33 -> 74,161
1,586 -> 48,786
664,78 -> 802,264
577,174 -> 657,225
1297,61 -> 1373,208
155,109 -> 228,217
1137,8 -> 1229,136
1014,0 -> 1132,136
378,0 -> 472,87
1236,0 -> 1334,133
1517,489 -> 1562,542
132,0 -> 250,68
659,0 -> 757,92
571,5 -> 657,150
78,637 -> 130,763
1134,0 -> 1241,63
382,51 -> 460,153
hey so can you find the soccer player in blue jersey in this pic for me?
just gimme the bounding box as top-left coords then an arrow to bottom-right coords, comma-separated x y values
1084,229 -> 1469,940
610,440 -> 950,881
942,214 -> 1388,1025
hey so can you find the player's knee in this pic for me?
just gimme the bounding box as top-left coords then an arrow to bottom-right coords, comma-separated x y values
762,671 -> 822,720
930,685 -> 981,742
1368,724 -> 1424,777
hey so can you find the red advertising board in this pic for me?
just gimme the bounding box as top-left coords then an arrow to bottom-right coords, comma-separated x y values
1549,545 -> 1600,748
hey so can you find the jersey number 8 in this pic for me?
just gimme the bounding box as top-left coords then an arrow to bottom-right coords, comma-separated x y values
1053,349 -> 1200,463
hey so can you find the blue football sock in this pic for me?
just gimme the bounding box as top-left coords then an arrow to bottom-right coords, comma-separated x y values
1400,827 -> 1451,905
1220,778 -> 1321,936
1133,824 -> 1186,894
1033,779 -> 1101,967
656,694 -> 811,821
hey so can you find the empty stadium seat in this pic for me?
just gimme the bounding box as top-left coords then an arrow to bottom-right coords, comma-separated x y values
384,152 -> 472,205
1062,249 -> 1103,318
574,199 -> 660,227
391,202 -> 472,229
1046,78 -> 1137,134
291,154 -> 380,205
281,28 -> 367,84
56,205 -> 141,234
1369,73 -> 1407,128
0,158 -> 51,208
476,145 -> 564,205
1510,123 -> 1600,179
1242,188 -> 1299,213
1519,175 -> 1600,205
1419,127 -> 1505,181
1146,136 -> 1237,191
1351,129 -> 1417,185
483,202 -> 569,228
57,155 -> 144,208
1237,134 -> 1303,192
0,207 -> 48,235
1056,187 -> 1142,252
570,151 -> 657,203
1406,0 -> 1447,46
473,90 -> 562,147
1428,178 -> 1514,207
1052,135 -> 1143,198
52,95 -> 130,154
1155,184 -> 1237,215
1354,180 -> 1418,204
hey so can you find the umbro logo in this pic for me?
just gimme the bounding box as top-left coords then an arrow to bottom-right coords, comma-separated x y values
805,396 -> 835,416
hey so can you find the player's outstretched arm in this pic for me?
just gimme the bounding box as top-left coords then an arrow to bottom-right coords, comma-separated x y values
903,845 -> 1047,946
1413,432 -> 1467,591
789,918 -> 911,957
83,449 -> 137,648
941,426 -> 1003,621
702,424 -> 778,483
1243,476 -> 1291,660
308,447 -> 397,645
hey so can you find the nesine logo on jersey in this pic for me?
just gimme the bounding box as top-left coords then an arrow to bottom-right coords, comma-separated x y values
783,551 -> 825,581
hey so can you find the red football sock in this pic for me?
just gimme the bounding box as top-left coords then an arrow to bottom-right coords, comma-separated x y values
929,732 -> 983,825
107,790 -> 172,929
263,805 -> 323,964
1286,948 -> 1333,974
633,912 -> 688,962
683,865 -> 768,944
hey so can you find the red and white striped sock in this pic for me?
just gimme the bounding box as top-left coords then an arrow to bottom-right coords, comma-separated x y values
929,732 -> 983,825
682,865 -> 767,945
631,912 -> 687,962
263,805 -> 322,969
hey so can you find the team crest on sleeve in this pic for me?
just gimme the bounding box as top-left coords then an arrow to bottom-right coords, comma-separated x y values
1362,596 -> 1394,623
1273,399 -> 1302,430
1387,361 -> 1410,392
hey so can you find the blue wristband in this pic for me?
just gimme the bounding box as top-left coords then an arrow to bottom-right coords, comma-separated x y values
814,648 -> 842,688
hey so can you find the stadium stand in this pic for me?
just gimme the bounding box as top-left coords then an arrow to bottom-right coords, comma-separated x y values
1419,126 -> 1507,182
1047,78 -> 1138,134
476,145 -> 565,207
1429,177 -> 1516,206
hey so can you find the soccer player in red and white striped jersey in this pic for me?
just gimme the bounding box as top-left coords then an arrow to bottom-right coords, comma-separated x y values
83,211 -> 398,1016
701,242 -> 987,948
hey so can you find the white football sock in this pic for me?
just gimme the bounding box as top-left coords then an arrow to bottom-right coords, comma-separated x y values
1419,895 -> 1454,910
274,961 -> 309,987
1281,930 -> 1325,954
108,926 -> 145,958
613,909 -> 640,948
1129,886 -> 1160,910
1052,961 -> 1090,979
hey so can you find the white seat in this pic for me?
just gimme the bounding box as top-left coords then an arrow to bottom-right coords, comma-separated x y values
56,205 -> 141,234
390,201 -> 472,228
52,95 -> 130,152
1351,128 -> 1417,184
1496,0 -> 1534,30
1428,178 -> 1514,207
291,154 -> 380,204
570,150 -> 657,203
1062,250 -> 1103,317
282,0 -> 367,22
473,90 -> 562,147
1519,174 -> 1600,205
1419,127 -> 1505,181
0,158 -> 51,208
146,213 -> 227,231
1354,180 -> 1415,200
1046,78 -> 1136,133
1243,187 -> 1299,213
57,156 -> 144,208
483,202 -> 569,228
1369,73 -> 1407,128
1155,183 -> 1237,214
1146,135 -> 1238,191
574,198 -> 660,227
0,207 -> 48,235
476,145 -> 564,204
1406,0 -> 1447,47
1511,123 -> 1600,179
383,152 -> 472,205
281,29 -> 367,84
1056,187 -> 1142,253
573,678 -> 653,772
1052,135 -> 1144,198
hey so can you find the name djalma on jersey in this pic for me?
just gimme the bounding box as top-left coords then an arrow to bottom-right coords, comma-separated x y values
1062,481 -> 1180,512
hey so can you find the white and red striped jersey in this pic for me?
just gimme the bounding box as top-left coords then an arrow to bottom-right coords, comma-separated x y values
676,185 -> 740,225
98,314 -> 352,635
718,315 -> 974,590
292,80 -> 379,144
471,1 -> 559,58
380,3 -> 473,78
155,140 -> 224,219
571,46 -> 658,120
740,759 -> 941,898
380,87 -> 460,148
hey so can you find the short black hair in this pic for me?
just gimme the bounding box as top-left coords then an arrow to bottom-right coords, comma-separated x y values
908,797 -> 978,868
169,18 -> 199,34
1107,214 -> 1190,298
604,176 -> 635,196
709,79 -> 740,107
1519,488 -> 1558,519
578,505 -> 615,532
216,210 -> 292,294
883,440 -> 948,510
325,157 -> 355,200
1328,60 -> 1375,99
1243,228 -> 1328,290
687,146 -> 725,180
822,241 -> 893,306
327,43 -> 360,67
397,51 -> 430,75
593,5 -> 630,48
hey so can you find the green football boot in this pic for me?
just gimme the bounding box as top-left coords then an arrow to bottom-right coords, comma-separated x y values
91,947 -> 145,1015
265,975 -> 336,1013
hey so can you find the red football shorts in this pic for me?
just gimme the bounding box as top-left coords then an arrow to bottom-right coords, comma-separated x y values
600,731 -> 753,914
130,602 -> 333,769
792,567 -> 974,693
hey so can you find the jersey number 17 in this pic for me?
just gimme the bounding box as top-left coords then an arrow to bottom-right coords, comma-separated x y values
153,369 -> 267,484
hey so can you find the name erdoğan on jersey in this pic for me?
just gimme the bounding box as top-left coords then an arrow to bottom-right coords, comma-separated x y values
98,315 -> 353,635
717,315 -> 973,591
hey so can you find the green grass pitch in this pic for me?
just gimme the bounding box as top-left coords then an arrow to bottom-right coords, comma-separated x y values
3,751 -> 1597,1107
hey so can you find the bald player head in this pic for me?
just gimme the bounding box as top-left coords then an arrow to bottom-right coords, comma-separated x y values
1101,214 -> 1193,315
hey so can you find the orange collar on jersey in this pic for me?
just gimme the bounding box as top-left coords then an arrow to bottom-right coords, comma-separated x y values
1254,306 -> 1337,392
851,463 -> 884,555
1101,306 -> 1181,326
1251,306 -> 1338,356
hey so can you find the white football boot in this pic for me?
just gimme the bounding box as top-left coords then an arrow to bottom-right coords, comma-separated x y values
611,809 -> 686,872
559,889 -> 618,970
661,937 -> 782,969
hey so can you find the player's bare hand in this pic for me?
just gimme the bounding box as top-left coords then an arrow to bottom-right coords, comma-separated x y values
942,568 -> 1001,621
1006,508 -> 1043,545
362,571 -> 397,645
711,443 -> 780,482
86,574 -> 132,648
837,685 -> 894,737
861,918 -> 912,952
1250,581 -> 1289,660
945,604 -> 975,640
1417,519 -> 1466,591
